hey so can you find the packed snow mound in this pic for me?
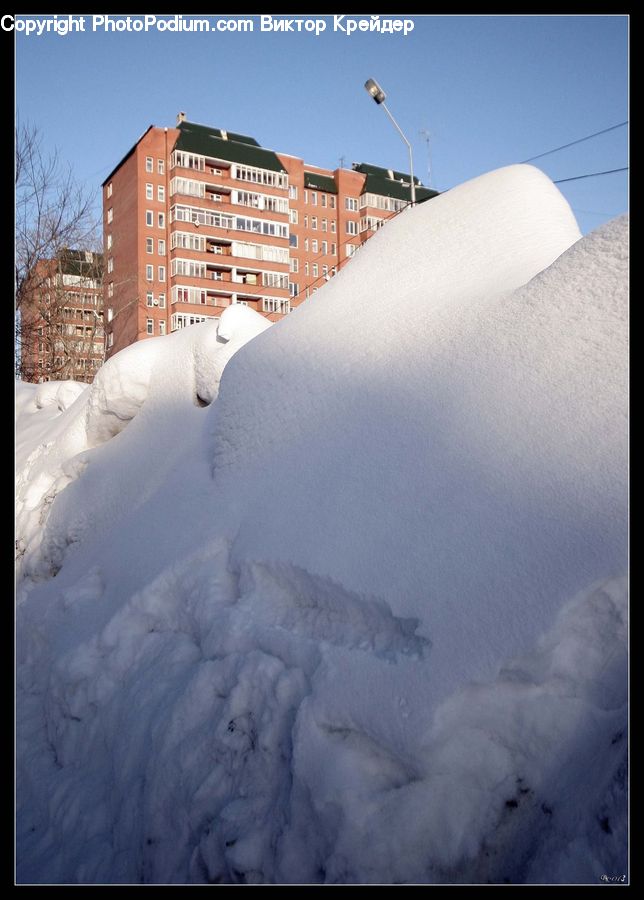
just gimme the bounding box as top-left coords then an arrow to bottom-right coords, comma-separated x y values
15,166 -> 628,885
209,179 -> 624,709
15,306 -> 269,582
85,305 -> 270,446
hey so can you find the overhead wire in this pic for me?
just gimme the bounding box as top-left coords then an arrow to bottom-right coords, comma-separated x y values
553,167 -> 628,184
520,121 -> 628,164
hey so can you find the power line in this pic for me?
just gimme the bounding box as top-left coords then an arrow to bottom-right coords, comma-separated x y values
521,121 -> 628,164
553,167 -> 628,184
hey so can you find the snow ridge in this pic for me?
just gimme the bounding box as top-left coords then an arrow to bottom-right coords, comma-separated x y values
15,167 -> 628,884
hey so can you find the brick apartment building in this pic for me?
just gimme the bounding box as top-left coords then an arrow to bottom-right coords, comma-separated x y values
102,114 -> 437,357
19,249 -> 104,383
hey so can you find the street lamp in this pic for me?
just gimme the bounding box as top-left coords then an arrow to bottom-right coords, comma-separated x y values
364,78 -> 416,207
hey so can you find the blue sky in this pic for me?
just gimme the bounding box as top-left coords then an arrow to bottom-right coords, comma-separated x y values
15,13 -> 628,235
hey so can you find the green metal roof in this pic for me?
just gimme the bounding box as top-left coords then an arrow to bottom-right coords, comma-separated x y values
303,171 -> 338,194
353,162 -> 438,203
176,121 -> 285,172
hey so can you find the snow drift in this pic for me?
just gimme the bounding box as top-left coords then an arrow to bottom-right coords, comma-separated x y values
15,165 -> 628,885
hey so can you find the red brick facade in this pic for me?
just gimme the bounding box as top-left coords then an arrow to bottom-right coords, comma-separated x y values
103,117 -> 436,358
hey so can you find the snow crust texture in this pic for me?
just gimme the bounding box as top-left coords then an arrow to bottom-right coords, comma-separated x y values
16,166 -> 628,885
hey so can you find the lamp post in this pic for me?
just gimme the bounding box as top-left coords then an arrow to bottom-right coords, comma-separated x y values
364,78 -> 416,207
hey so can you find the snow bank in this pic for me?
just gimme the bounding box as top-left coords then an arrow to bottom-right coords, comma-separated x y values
15,166 -> 628,885
15,305 -> 269,582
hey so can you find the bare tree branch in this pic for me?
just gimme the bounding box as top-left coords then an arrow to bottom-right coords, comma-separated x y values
15,120 -> 102,381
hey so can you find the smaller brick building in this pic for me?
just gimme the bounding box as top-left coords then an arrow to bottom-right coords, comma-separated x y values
19,249 -> 104,384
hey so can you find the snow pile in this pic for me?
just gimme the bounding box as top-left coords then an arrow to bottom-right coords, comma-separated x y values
16,165 -> 628,885
15,305 -> 269,581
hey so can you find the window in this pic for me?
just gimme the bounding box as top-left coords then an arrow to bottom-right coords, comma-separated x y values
158,292 -> 166,309
147,291 -> 154,307
158,212 -> 165,229
304,262 -> 309,276
158,266 -> 166,282
147,318 -> 154,335
146,238 -> 154,254
310,192 -> 317,206
146,264 -> 153,281
312,239 -> 318,253
159,321 -> 166,335
289,234 -> 298,248
158,185 -> 165,203
289,282 -> 299,297
146,210 -> 153,226
107,257 -> 114,273
262,298 -> 290,314
304,190 -> 308,204
311,217 -> 317,230
289,258 -> 299,273
331,243 -> 337,256
107,307 -> 114,322
108,282 -> 113,298
323,265 -> 328,277
321,194 -> 327,208
288,185 -> 298,200
331,221 -> 336,233
289,209 -> 298,225
304,239 -> 309,252
158,239 -> 165,255
321,241 -> 327,254
106,182 -> 113,198
107,207 -> 113,224
107,332 -> 114,347
346,221 -> 358,235
146,183 -> 153,200
312,263 -> 318,277
106,234 -> 112,250
145,157 -> 153,173
330,196 -> 336,209
345,197 -> 358,211
230,163 -> 288,189
172,150 -> 206,172
321,219 -> 327,232
158,159 -> 165,175
304,216 -> 308,229
346,244 -> 357,258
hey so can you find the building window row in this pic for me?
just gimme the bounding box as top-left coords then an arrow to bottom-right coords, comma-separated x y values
171,150 -> 206,172
146,292 -> 166,308
305,191 -> 336,209
145,156 -> 165,175
171,258 -> 288,290
230,240 -> 289,264
146,210 -> 166,228
171,231 -> 206,252
171,312 -> 218,331
262,297 -> 291,315
171,204 -> 288,239
231,163 -> 288,190
146,183 -> 166,202
360,193 -> 407,213
146,318 -> 167,336
360,216 -> 385,233
146,237 -> 166,255
145,264 -> 166,281
232,189 -> 289,215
